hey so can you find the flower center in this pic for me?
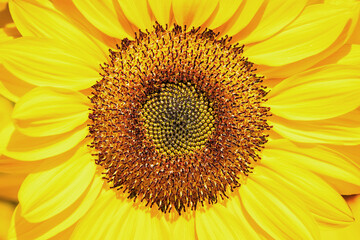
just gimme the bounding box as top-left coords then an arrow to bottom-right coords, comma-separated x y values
141,81 -> 215,156
88,24 -> 271,214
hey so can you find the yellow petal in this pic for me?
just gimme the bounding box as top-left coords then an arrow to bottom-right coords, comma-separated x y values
172,0 -> 218,28
348,6 -> 360,44
71,190 -> 131,239
245,4 -> 352,66
265,139 -> 360,195
314,44 -> 360,67
320,195 -> 360,239
72,189 -> 173,240
8,175 -> 102,240
338,44 -> 360,65
18,145 -> 96,222
72,0 -> 134,39
117,0 -> 153,31
267,65 -> 360,121
0,143 -> 87,174
0,95 -> 13,154
0,154 -> 42,173
0,173 -> 25,201
241,168 -> 320,240
239,0 -> 307,44
206,0 -> 243,29
0,64 -> 34,103
255,27 -> 350,79
167,214 -> 196,240
325,144 -> 360,166
9,0 -> 108,59
196,201 -> 261,240
4,125 -> 88,161
117,205 -> 170,239
0,201 -> 14,240
0,37 -> 101,90
217,0 -> 265,37
12,87 -> 89,137
270,108 -> 360,145
148,0 -> 172,26
260,161 -> 353,226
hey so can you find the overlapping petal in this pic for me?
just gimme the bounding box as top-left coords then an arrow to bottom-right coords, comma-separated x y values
238,0 -> 307,44
245,4 -> 353,66
260,162 -> 353,225
215,0 -> 265,37
0,65 -> 34,103
18,145 -> 96,222
207,0 -> 243,29
117,0 -> 154,31
267,65 -> 360,121
9,0 -> 108,58
265,139 -> 360,195
0,94 -> 13,153
172,0 -> 218,28
196,201 -> 262,240
270,108 -> 360,146
0,37 -> 101,90
12,87 -> 89,137
240,170 -> 320,240
72,0 -> 134,39
3,126 -> 88,161
71,190 -> 171,240
8,176 -> 102,240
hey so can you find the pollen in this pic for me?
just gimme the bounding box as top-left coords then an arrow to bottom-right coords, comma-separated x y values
88,24 -> 271,214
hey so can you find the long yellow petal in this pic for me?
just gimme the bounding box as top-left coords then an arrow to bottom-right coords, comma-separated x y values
0,155 -> 42,173
18,145 -> 96,223
172,0 -> 218,28
0,142 -> 89,173
260,161 -> 353,226
245,4 -> 352,66
117,0 -> 154,31
216,0 -> 264,37
270,109 -> 360,145
0,64 -> 34,103
9,0 -> 108,59
4,125 -> 88,161
12,87 -> 89,137
265,139 -> 360,195
8,175 -> 102,240
166,213 -> 195,240
207,0 -> 243,29
239,0 -> 307,44
196,201 -> 262,240
267,65 -> 360,121
72,190 -> 171,240
0,37 -> 102,91
148,0 -> 172,26
320,195 -> 360,239
240,170 -> 320,240
0,95 -> 13,154
72,0 -> 134,39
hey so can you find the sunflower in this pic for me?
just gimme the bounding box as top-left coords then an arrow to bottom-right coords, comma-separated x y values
1,0 -> 360,239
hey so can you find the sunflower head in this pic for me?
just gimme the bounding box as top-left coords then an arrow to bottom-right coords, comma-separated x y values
88,24 -> 271,214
